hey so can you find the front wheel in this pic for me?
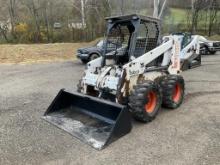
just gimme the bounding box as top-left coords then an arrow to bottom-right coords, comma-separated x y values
209,50 -> 216,55
89,53 -> 99,61
160,75 -> 185,109
129,80 -> 162,123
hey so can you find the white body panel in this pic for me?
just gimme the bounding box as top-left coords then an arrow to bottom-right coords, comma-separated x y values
181,35 -> 200,60
81,35 -> 200,98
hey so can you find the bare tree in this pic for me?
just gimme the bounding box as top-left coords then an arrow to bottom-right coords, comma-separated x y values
189,0 -> 210,33
208,0 -> 219,36
8,0 -> 17,38
0,24 -> 9,42
104,0 -> 112,16
81,0 -> 86,28
132,0 -> 137,13
153,0 -> 159,17
23,0 -> 41,42
120,0 -> 125,15
153,0 -> 167,18
42,1 -> 50,42
72,0 -> 88,28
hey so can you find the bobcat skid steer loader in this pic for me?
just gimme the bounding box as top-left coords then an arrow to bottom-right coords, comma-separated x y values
163,32 -> 201,70
43,14 -> 200,150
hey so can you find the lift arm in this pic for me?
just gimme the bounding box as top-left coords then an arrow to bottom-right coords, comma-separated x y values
123,39 -> 174,78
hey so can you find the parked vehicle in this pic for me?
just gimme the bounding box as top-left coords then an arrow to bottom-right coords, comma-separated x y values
199,36 -> 220,55
77,40 -> 121,64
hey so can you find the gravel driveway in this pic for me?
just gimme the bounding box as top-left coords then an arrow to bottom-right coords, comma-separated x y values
0,54 -> 220,165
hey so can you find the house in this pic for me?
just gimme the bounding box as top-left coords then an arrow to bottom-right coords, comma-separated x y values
53,22 -> 62,29
68,22 -> 86,29
68,21 -> 87,29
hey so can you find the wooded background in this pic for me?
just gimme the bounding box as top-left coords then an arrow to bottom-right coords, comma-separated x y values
0,0 -> 219,43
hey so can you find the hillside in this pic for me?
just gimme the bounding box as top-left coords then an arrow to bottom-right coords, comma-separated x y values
0,0 -> 73,20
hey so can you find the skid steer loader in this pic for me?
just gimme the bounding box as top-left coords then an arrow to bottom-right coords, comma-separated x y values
43,14 -> 200,150
163,32 -> 201,70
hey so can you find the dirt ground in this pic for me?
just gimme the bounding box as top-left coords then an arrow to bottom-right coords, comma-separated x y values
0,42 -> 95,64
0,52 -> 220,165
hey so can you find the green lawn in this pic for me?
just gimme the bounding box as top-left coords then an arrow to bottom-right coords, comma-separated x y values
165,8 -> 219,25
166,8 -> 187,24
207,35 -> 220,41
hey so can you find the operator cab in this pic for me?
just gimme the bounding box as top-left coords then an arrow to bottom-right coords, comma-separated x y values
102,14 -> 161,66
172,32 -> 192,49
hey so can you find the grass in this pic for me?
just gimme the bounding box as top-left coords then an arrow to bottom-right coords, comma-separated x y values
165,8 -> 187,24
0,41 -> 97,64
206,35 -> 220,41
165,8 -> 220,25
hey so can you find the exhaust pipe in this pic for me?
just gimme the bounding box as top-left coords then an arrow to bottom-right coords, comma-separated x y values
42,89 -> 132,150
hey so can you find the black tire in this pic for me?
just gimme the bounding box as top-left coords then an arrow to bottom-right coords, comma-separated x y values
160,75 -> 185,109
129,80 -> 162,123
209,50 -> 216,55
89,53 -> 99,61
204,47 -> 209,55
81,59 -> 88,64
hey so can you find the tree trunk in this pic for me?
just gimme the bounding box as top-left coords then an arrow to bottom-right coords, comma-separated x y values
153,0 -> 167,18
0,27 -> 9,42
208,0 -> 218,36
120,0 -> 125,15
159,0 -> 167,18
191,0 -> 196,33
81,0 -> 86,28
8,0 -> 17,39
153,0 -> 159,17
44,2 -> 50,42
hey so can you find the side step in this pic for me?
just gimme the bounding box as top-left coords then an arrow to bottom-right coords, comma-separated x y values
42,89 -> 132,150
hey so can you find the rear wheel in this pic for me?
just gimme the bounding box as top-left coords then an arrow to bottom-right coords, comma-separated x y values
129,80 -> 162,123
203,47 -> 209,55
160,75 -> 185,109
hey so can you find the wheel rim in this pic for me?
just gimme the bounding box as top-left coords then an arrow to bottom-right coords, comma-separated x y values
90,54 -> 99,60
172,83 -> 182,103
145,91 -> 157,113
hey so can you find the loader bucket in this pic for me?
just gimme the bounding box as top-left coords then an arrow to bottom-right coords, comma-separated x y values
42,89 -> 132,150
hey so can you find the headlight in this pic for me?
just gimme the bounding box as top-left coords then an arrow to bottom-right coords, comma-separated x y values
81,50 -> 89,54
207,43 -> 213,47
